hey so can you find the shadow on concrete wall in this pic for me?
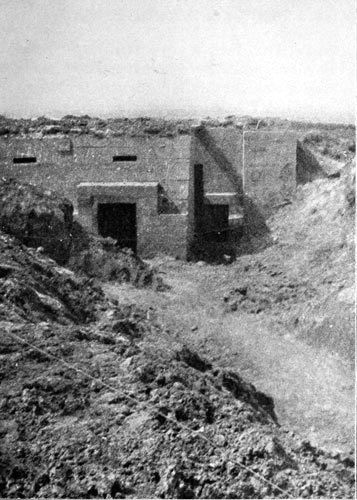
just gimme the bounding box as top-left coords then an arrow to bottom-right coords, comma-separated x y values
296,141 -> 327,184
238,195 -> 272,256
158,185 -> 180,214
194,126 -> 242,189
192,126 -> 271,262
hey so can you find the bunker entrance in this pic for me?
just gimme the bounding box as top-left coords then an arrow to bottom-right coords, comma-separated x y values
97,203 -> 137,252
194,164 -> 204,233
205,204 -> 229,242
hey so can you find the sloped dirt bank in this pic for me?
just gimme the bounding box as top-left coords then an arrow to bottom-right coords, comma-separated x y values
0,178 -> 73,265
224,160 -> 355,362
0,231 -> 105,324
0,234 -> 354,498
0,319 -> 354,499
68,222 -> 166,291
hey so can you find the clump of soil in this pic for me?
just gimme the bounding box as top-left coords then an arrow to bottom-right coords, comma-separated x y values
69,222 -> 167,291
0,178 -> 73,265
0,231 -> 105,323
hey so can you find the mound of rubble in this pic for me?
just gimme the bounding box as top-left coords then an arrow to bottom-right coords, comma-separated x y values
1,114 -> 354,139
0,115 -> 195,139
0,178 -> 165,289
0,231 -> 105,324
0,178 -> 73,265
69,222 -> 166,291
0,235 -> 354,498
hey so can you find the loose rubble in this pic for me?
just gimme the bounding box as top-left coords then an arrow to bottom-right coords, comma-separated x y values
0,233 -> 354,498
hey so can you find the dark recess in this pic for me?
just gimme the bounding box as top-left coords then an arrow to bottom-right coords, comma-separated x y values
97,203 -> 137,252
204,204 -> 229,242
113,155 -> 137,162
194,164 -> 204,233
13,157 -> 37,164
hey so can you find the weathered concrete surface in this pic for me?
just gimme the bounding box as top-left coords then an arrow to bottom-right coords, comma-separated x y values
192,127 -> 243,198
0,135 -> 192,211
190,127 -> 244,254
243,131 -> 297,216
76,182 -> 188,259
138,214 -> 188,259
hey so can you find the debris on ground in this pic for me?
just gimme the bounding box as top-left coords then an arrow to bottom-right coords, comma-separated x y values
0,178 -> 73,265
0,231 -> 106,324
0,231 -> 354,498
0,114 -> 354,139
69,222 -> 167,291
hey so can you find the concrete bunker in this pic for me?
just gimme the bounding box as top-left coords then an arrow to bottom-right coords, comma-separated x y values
0,126 -> 312,260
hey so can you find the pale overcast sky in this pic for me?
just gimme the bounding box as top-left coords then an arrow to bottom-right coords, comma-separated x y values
0,0 -> 355,122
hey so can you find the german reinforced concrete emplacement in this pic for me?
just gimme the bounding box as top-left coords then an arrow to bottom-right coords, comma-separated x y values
0,126 -> 318,260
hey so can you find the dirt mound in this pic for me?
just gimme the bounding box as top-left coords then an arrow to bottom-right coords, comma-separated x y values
0,115 -> 195,138
0,231 -> 105,324
223,159 -> 355,361
0,313 -> 354,498
302,129 -> 355,164
0,178 -> 73,264
69,222 -> 166,291
1,115 -> 353,139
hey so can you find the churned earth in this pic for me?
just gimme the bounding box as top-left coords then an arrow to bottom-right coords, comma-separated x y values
105,163 -> 355,457
1,232 -> 354,498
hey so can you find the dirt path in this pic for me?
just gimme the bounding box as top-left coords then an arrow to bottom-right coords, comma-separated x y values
105,259 -> 355,455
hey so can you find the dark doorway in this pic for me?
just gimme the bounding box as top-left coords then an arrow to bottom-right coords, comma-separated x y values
194,164 -> 204,234
97,203 -> 137,252
205,204 -> 229,242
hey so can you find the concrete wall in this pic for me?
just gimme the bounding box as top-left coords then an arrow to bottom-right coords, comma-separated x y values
243,131 -> 297,217
76,182 -> 188,259
0,134 -> 192,258
138,214 -> 188,259
191,126 -> 243,196
0,135 -> 192,213
188,127 -> 244,256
